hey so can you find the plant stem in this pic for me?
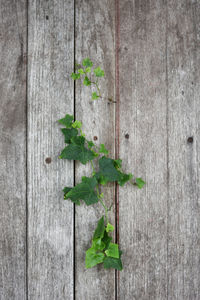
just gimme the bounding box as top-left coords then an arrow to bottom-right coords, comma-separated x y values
90,158 -> 109,224
90,160 -> 95,174
95,80 -> 101,98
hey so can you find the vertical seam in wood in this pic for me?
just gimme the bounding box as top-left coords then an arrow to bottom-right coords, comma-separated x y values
115,0 -> 120,299
165,2 -> 169,300
26,1 -> 29,299
73,0 -> 76,299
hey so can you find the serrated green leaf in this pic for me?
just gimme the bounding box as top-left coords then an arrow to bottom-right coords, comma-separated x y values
61,128 -> 78,144
135,177 -> 145,189
85,248 -> 104,269
118,173 -> 133,186
72,120 -> 82,129
83,76 -> 91,86
91,238 -> 105,251
106,223 -> 114,233
85,67 -> 91,73
93,216 -> 105,239
63,187 -> 72,195
99,144 -> 109,155
64,176 -> 98,206
71,72 -> 80,80
105,243 -> 119,258
63,187 -> 80,204
103,250 -> 123,271
87,140 -> 95,149
101,231 -> 112,250
114,159 -> 122,169
58,114 -> 73,128
78,68 -> 84,75
59,144 -> 95,164
82,58 -> 93,67
92,92 -> 99,100
94,66 -> 104,77
95,157 -> 132,186
71,135 -> 85,145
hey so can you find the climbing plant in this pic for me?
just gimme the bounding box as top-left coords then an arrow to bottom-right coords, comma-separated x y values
58,58 -> 145,271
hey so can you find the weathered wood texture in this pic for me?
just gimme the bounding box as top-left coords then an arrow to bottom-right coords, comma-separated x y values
167,1 -> 200,299
27,0 -> 74,299
118,0 -> 200,299
1,0 -> 200,299
0,1 -> 27,299
118,1 -> 168,298
75,0 -> 116,299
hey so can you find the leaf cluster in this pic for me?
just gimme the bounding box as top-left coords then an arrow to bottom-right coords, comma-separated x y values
71,58 -> 104,100
58,58 -> 146,272
85,216 -> 123,270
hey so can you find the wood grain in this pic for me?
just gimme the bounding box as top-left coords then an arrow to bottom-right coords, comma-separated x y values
118,1 -> 168,298
0,1 -> 27,299
27,1 -> 74,299
167,1 -> 200,299
74,0 -> 116,298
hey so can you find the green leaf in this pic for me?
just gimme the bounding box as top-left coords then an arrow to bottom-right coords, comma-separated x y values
101,231 -> 112,250
63,187 -> 72,196
93,216 -> 105,239
118,173 -> 133,186
82,58 -> 93,67
85,67 -> 91,73
78,68 -> 84,75
106,223 -> 114,233
71,72 -> 80,80
135,177 -> 145,189
114,159 -> 122,169
64,176 -> 98,206
91,238 -> 105,251
61,128 -> 78,144
85,248 -> 104,269
92,92 -> 99,100
59,143 -> 95,164
94,66 -> 104,77
58,114 -> 73,128
103,251 -> 123,271
87,140 -> 95,149
72,120 -> 82,129
71,135 -> 85,145
63,187 -> 80,205
83,76 -> 91,86
95,157 -> 132,186
99,144 -> 109,155
105,243 -> 119,258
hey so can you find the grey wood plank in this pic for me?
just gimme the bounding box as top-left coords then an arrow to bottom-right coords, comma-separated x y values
118,1 -> 168,299
27,1 -> 74,299
0,1 -> 27,299
167,1 -> 200,299
75,0 -> 116,298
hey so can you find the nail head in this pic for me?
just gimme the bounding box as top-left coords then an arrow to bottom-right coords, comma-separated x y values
45,157 -> 51,164
187,137 -> 193,143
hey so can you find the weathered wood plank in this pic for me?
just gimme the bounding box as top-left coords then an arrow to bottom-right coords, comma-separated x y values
0,1 -> 27,299
75,0 -> 116,298
167,1 -> 200,299
27,1 -> 74,299
118,1 -> 168,298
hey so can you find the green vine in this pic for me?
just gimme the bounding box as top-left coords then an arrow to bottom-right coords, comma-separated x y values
58,58 -> 145,271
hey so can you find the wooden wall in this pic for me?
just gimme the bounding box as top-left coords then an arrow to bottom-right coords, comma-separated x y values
0,0 -> 199,299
